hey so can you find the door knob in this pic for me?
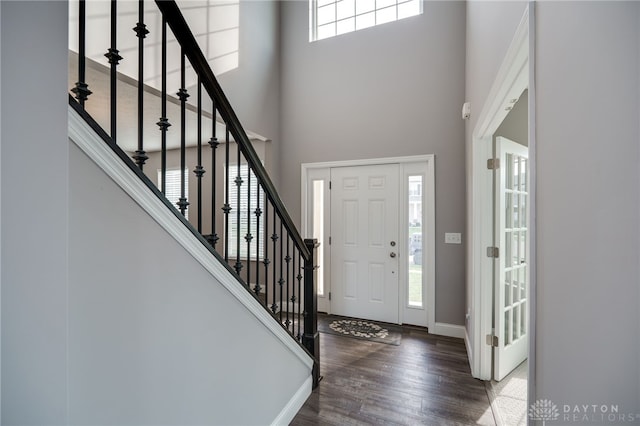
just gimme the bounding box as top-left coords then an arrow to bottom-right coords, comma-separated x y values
390,252 -> 396,258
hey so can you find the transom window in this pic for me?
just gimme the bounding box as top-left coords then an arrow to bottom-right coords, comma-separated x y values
309,0 -> 422,42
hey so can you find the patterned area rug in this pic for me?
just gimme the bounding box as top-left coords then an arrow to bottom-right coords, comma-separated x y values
318,314 -> 402,345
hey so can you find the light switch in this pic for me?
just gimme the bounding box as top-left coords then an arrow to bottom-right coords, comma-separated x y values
445,233 -> 462,244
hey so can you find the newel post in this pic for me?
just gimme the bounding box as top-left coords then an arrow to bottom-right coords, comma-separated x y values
303,238 -> 320,388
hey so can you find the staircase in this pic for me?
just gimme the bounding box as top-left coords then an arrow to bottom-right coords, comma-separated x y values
68,0 -> 319,404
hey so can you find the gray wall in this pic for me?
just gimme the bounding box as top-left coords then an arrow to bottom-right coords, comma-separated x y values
280,1 -> 467,325
1,2 -> 70,423
466,0 -> 640,416
464,0 -> 528,359
0,3 -> 3,419
215,0 -> 282,188
534,1 -> 640,416
68,142 -> 309,424
495,89 -> 528,147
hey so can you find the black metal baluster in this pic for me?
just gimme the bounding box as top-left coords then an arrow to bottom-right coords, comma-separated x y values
133,0 -> 149,169
223,128 -> 231,262
105,0 -> 123,143
74,0 -> 319,367
285,234 -> 291,330
194,79 -> 205,232
254,186 -> 262,298
264,202 -> 270,309
177,50 -> 190,217
271,210 -> 278,315
297,251 -> 303,341
157,17 -> 169,195
71,0 -> 91,106
207,102 -> 219,247
246,167 -> 252,287
292,245 -> 296,334
234,144 -> 243,276
279,219 -> 284,324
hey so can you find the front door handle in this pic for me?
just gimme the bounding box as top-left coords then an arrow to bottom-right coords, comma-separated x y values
390,252 -> 396,258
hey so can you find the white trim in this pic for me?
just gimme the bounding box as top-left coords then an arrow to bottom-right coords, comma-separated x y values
470,6 -> 530,381
527,1 -> 537,416
270,376 -> 312,426
432,322 -> 466,339
400,162 -> 435,328
302,155 -> 435,170
301,155 -> 435,331
470,135 -> 494,381
68,106 -> 314,372
473,6 -> 529,141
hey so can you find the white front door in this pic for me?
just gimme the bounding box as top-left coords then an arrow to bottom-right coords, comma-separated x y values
494,136 -> 529,381
330,164 -> 400,324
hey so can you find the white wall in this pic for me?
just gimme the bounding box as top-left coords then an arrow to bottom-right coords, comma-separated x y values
281,1 -> 467,325
464,0 -> 528,354
1,2 -> 70,423
534,1 -> 640,416
68,142 -> 309,424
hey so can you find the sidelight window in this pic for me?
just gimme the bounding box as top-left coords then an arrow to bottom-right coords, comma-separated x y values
408,174 -> 423,307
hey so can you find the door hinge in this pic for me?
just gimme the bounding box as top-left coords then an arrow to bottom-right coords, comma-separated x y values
487,246 -> 499,258
328,292 -> 332,301
329,181 -> 332,190
329,236 -> 332,245
486,334 -> 499,347
487,158 -> 500,170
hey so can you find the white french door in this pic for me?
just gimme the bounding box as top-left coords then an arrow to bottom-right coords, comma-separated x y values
494,137 -> 529,381
330,164 -> 400,324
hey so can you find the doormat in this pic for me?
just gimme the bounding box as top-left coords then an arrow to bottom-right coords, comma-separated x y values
318,314 -> 402,346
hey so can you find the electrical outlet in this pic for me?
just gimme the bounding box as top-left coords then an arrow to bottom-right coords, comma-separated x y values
445,233 -> 462,244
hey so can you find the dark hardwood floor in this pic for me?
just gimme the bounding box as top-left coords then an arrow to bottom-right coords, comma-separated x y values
291,325 -> 496,425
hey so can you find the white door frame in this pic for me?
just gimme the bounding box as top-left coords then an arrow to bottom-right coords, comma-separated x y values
469,5 -> 535,384
301,155 -> 435,331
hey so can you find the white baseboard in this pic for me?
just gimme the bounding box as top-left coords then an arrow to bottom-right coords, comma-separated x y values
271,376 -> 312,426
432,322 -> 466,339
